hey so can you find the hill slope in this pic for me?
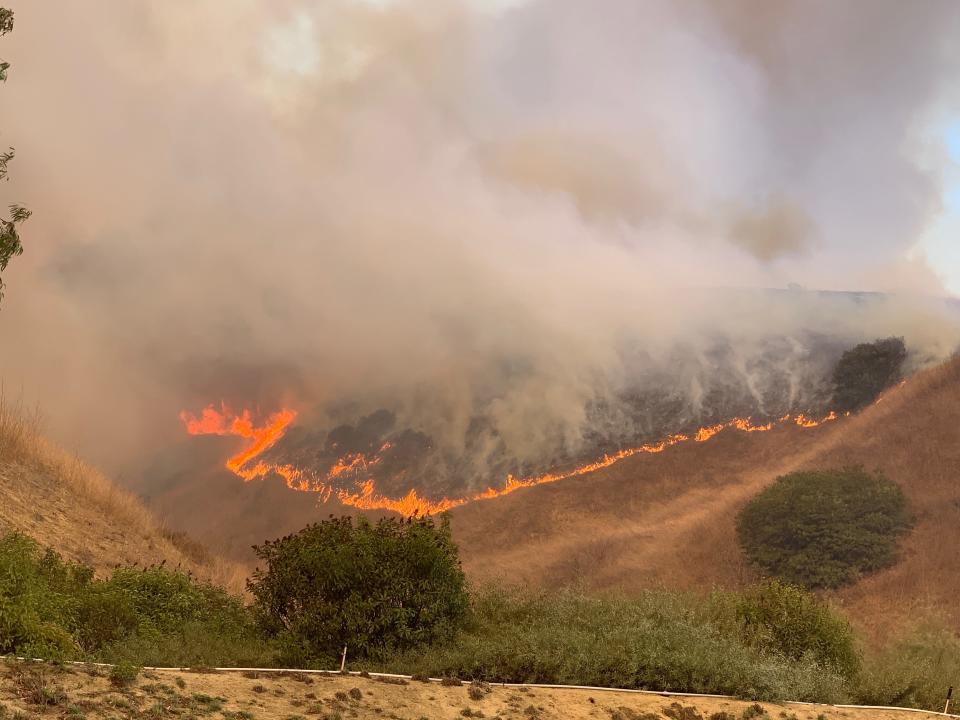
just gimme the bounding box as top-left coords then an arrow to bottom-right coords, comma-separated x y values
0,399 -> 245,591
450,355 -> 960,633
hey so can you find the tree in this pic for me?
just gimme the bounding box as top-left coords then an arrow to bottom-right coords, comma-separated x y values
831,337 -> 906,412
248,515 -> 469,665
736,467 -> 911,589
0,7 -> 30,304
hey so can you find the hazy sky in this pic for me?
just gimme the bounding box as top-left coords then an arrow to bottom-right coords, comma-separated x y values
274,0 -> 960,292
925,122 -> 960,293
1,0 -> 959,477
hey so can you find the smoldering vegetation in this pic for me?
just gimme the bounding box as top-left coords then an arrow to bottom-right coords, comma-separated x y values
259,291 -> 957,499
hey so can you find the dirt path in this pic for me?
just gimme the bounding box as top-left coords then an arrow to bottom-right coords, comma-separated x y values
1,662 -> 952,720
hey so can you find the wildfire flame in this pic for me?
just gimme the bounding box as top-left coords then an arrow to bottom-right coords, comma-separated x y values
180,403 -> 847,516
179,403 -> 298,481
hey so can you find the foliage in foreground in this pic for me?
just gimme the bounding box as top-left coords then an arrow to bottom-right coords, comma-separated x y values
855,619 -> 960,711
383,585 -> 853,703
0,532 -> 270,666
736,467 -> 911,589
731,580 -> 859,677
249,514 -> 469,665
2,527 -> 960,711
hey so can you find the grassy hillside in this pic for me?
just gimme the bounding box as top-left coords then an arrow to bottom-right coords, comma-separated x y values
450,355 -> 960,635
450,412 -> 845,591
0,397 -> 246,593
808,357 -> 960,635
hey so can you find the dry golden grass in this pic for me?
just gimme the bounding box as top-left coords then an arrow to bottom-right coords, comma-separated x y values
807,357 -> 960,638
0,661 -> 945,720
451,416 -> 844,592
0,394 -> 248,593
451,355 -> 960,635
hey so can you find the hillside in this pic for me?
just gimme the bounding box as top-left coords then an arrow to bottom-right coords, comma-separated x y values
139,439 -> 370,563
20,353 -> 955,639
0,398 -> 246,592
135,355 -> 960,638
449,355 -> 960,634
450,411 -> 846,590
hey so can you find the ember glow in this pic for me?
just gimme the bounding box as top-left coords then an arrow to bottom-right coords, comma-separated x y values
180,404 -> 843,516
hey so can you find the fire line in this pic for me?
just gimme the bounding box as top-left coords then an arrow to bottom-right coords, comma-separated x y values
180,403 -> 845,516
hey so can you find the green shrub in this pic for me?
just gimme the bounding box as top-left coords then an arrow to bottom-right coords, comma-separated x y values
0,533 -> 90,658
383,587 -> 850,702
730,581 -> 859,677
736,467 -> 911,589
73,566 -> 270,667
249,515 -> 469,665
96,617 -> 274,668
94,566 -> 251,640
832,337 -> 906,412
108,661 -> 139,689
72,585 -> 139,651
0,531 -> 273,666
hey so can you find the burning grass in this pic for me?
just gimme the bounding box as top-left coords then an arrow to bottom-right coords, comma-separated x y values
180,399 -> 844,517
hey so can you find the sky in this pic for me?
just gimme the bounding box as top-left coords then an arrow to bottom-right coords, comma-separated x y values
923,121 -> 960,293
1,0 -> 960,480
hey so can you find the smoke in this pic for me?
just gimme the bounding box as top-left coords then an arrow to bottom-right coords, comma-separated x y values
0,0 -> 959,490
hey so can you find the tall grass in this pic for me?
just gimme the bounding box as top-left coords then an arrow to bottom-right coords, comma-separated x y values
381,587 -> 851,703
0,394 -> 248,593
0,392 -> 41,465
856,619 -> 960,711
0,392 -> 155,530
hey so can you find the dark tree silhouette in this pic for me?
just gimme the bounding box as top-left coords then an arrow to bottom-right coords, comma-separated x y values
0,7 -> 30,304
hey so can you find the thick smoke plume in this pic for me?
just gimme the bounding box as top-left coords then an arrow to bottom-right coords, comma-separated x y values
0,0 -> 958,492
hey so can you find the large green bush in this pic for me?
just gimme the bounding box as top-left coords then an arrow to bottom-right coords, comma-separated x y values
249,515 -> 469,665
736,467 -> 911,589
78,566 -> 270,667
832,337 -> 906,412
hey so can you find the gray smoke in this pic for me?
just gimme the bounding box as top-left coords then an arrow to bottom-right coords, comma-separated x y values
0,0 -> 958,491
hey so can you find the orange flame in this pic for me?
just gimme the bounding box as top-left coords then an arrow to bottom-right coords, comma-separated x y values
181,404 -> 845,516
179,403 -> 297,481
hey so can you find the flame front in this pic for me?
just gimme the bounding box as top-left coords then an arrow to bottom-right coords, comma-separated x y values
179,403 -> 298,481
180,403 -> 847,516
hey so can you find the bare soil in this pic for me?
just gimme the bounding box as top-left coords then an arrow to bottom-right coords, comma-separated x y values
0,662 -> 948,720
